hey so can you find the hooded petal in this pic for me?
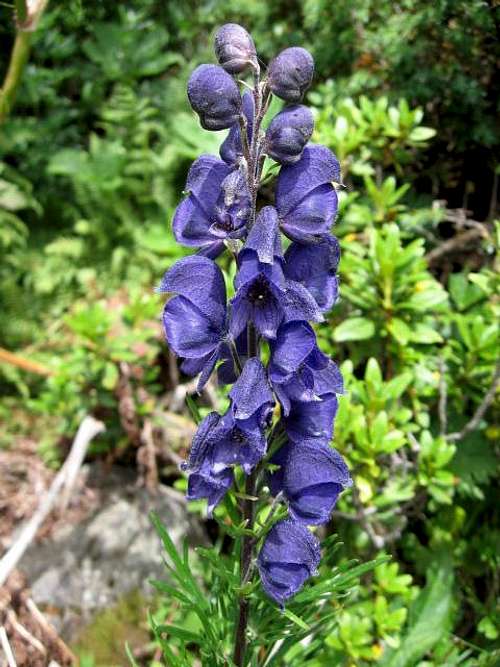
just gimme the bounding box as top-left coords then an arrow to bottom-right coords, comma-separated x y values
270,321 -> 316,374
162,297 -> 222,359
283,279 -> 324,324
186,467 -> 234,516
172,155 -> 231,248
307,348 -> 344,396
243,206 -> 283,264
276,145 -> 340,243
276,145 -> 341,217
281,184 -> 338,242
258,519 -> 320,605
229,357 -> 274,423
158,255 -> 226,326
283,441 -> 352,524
285,396 -> 338,444
284,235 -> 340,311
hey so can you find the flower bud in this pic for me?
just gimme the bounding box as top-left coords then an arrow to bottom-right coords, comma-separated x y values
214,23 -> 257,74
257,519 -> 320,605
187,64 -> 241,130
267,47 -> 314,103
265,104 -> 314,164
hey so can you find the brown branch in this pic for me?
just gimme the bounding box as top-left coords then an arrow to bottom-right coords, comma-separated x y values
446,362 -> 500,442
426,227 -> 489,266
0,347 -> 52,376
26,598 -> 76,665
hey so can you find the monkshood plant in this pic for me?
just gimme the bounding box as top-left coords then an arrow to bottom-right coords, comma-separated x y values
153,24 -> 382,667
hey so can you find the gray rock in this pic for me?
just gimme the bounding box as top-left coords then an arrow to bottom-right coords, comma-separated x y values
19,464 -> 205,639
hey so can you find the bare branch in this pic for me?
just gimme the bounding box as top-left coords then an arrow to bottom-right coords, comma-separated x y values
438,357 -> 448,436
446,362 -> 500,442
0,415 -> 105,586
0,627 -> 17,667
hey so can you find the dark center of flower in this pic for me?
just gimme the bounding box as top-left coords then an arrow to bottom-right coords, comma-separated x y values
213,214 -> 234,232
246,275 -> 271,306
231,428 -> 247,445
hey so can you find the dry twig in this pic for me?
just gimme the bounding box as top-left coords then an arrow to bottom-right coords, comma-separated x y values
0,626 -> 17,667
0,416 -> 105,587
446,361 -> 500,442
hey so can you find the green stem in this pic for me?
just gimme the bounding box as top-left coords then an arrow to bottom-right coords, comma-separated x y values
15,0 -> 28,23
0,30 -> 31,124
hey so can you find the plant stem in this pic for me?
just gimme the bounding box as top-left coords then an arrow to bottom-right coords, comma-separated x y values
233,67 -> 267,665
0,30 -> 31,124
233,468 -> 257,666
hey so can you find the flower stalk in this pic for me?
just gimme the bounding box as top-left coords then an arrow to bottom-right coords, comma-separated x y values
158,22 -> 352,665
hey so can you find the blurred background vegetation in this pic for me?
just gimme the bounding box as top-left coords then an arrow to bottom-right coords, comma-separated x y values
0,1 -> 498,665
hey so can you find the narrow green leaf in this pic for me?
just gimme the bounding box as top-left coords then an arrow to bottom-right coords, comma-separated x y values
282,608 -> 311,631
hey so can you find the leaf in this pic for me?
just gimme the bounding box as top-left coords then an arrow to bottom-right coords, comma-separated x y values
185,394 -> 202,425
388,318 -> 411,345
380,562 -> 453,667
410,324 -> 443,344
334,317 -> 375,342
409,127 -> 436,141
282,608 -> 311,631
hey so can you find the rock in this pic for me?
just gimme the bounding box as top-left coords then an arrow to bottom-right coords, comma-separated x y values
18,464 -> 205,639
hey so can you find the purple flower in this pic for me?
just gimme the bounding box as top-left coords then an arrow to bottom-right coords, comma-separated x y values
173,155 -> 251,257
230,207 -> 322,339
257,519 -> 320,606
181,413 -> 234,515
284,235 -> 340,311
269,441 -> 352,525
210,411 -> 267,474
276,145 -> 341,243
229,357 -> 274,429
220,91 -> 254,165
267,47 -> 314,103
214,23 -> 257,74
158,255 -> 227,390
284,395 -> 339,445
187,64 -> 241,130
270,321 -> 343,414
265,105 -> 314,165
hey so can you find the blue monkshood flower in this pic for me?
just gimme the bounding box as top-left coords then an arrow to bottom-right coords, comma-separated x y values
181,412 -> 234,515
264,105 -> 314,165
211,411 -> 267,474
173,155 -> 251,257
229,357 -> 275,429
267,47 -> 314,103
220,91 -> 254,166
187,64 -> 241,130
269,440 -> 352,525
284,234 -> 340,311
276,145 -> 341,243
158,255 -> 227,390
185,410 -> 266,480
230,207 -> 323,339
257,519 -> 320,606
214,23 -> 257,74
269,321 -> 343,414
284,394 -> 339,445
